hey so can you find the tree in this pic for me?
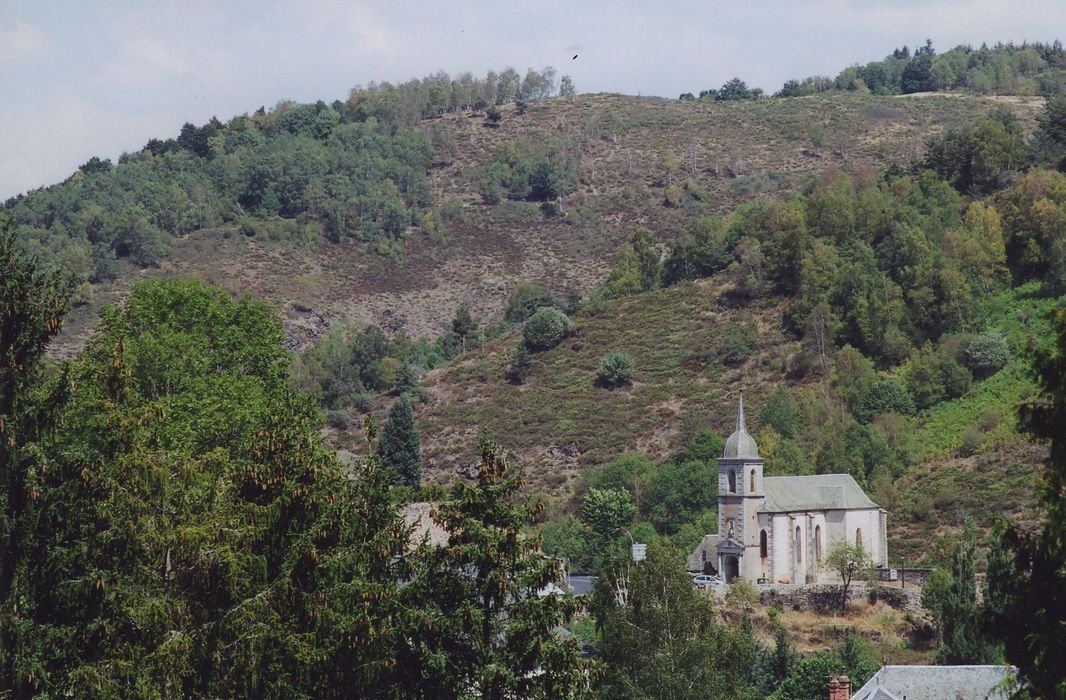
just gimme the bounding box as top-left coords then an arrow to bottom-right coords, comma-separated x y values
962,331 -> 1010,378
772,652 -> 845,700
936,520 -> 998,664
0,218 -> 71,694
559,75 -> 576,97
395,441 -> 586,698
760,387 -> 801,438
592,543 -> 758,699
824,541 -> 873,612
523,307 -> 572,351
377,395 -> 423,486
716,78 -> 753,101
985,308 -> 1066,696
595,351 -> 635,387
920,567 -> 953,646
3,278 -> 411,696
452,302 -> 478,352
582,488 -> 636,551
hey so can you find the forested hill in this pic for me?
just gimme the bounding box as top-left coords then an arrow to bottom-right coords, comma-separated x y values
4,78 -> 1044,356
772,40 -> 1066,98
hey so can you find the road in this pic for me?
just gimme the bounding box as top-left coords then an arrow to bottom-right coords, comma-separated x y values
568,575 -> 597,595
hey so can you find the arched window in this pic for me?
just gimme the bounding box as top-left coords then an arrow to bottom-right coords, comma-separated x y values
795,526 -> 802,563
760,530 -> 768,558
815,525 -> 822,562
855,528 -> 863,549
750,469 -> 756,492
728,470 -> 736,493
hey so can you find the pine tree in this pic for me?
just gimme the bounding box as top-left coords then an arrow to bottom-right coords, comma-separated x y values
935,519 -> 997,664
0,217 -> 71,695
394,441 -> 585,698
377,395 -> 423,486
986,308 -> 1066,695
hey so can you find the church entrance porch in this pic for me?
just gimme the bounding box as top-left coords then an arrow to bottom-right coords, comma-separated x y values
723,555 -> 740,582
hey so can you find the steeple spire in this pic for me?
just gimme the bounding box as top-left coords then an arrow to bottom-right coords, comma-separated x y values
737,392 -> 747,434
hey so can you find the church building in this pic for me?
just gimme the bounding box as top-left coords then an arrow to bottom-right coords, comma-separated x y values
688,396 -> 888,584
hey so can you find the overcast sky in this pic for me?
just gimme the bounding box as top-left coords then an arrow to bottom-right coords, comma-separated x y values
2,0 -> 1063,200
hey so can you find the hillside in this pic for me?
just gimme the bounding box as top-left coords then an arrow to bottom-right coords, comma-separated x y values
38,91 -> 1042,355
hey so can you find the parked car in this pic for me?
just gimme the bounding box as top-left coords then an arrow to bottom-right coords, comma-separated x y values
692,574 -> 724,589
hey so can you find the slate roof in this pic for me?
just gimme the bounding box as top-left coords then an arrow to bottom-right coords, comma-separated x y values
685,534 -> 720,571
850,665 -> 1016,700
760,474 -> 880,513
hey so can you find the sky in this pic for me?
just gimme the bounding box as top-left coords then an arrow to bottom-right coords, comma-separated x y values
2,0 -> 1064,200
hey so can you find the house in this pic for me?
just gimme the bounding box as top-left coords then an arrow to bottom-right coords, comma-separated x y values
688,395 -> 888,584
850,665 -> 1016,700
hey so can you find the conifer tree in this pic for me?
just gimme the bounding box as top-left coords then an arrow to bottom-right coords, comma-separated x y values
395,441 -> 586,698
986,308 -> 1066,695
0,216 -> 71,694
377,395 -> 423,486
934,520 -> 997,664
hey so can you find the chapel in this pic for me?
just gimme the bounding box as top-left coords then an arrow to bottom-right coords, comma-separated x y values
688,395 -> 888,584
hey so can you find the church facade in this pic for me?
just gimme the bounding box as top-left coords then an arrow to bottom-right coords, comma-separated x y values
688,396 -> 888,584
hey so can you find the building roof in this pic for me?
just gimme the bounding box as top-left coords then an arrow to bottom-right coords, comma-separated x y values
722,394 -> 760,459
760,474 -> 880,513
686,534 -> 720,571
850,665 -> 1016,700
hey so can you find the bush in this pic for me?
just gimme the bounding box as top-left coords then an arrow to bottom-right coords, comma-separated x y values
962,331 -> 1010,378
959,426 -> 983,456
596,350 -> 635,387
504,282 -> 559,323
720,321 -> 758,365
523,307 -> 571,351
506,343 -> 532,384
857,379 -> 915,422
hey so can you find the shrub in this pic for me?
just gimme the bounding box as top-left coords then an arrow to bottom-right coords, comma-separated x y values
720,321 -> 758,365
962,331 -> 1010,378
959,426 -> 983,456
596,350 -> 635,387
857,380 -> 915,422
504,281 -> 559,322
523,307 -> 571,351
506,343 -> 532,384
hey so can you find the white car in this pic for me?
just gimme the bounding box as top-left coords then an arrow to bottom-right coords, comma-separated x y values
692,574 -> 724,589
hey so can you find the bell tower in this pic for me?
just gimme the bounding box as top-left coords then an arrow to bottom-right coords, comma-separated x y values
716,393 -> 765,582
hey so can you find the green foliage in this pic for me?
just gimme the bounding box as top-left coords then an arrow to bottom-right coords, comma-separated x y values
506,342 -> 533,384
986,306 -> 1066,696
677,429 -> 725,465
645,460 -> 715,534
582,488 -> 637,550
760,387 -> 802,438
824,541 -> 874,612
924,108 -> 1027,194
377,395 -> 423,486
592,544 -> 758,699
783,41 -> 1066,99
395,442 -> 586,698
904,343 -> 973,410
771,652 -> 845,700
585,452 -> 656,501
523,307 -> 572,352
920,567 -> 953,644
661,217 -> 735,285
596,350 -> 635,387
836,634 -> 879,689
540,515 -> 595,573
478,136 -> 580,204
856,379 -> 916,422
720,321 -> 758,365
935,519 -> 999,664
504,281 -> 561,323
1,277 -> 413,696
962,330 -> 1010,378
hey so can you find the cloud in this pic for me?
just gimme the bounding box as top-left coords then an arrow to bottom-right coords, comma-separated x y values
0,19 -> 54,65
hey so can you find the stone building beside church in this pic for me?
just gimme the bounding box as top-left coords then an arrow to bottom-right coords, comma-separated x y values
688,396 -> 888,584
